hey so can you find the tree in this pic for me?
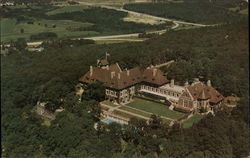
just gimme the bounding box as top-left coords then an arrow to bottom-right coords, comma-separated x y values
20,28 -> 24,33
13,38 -> 27,51
83,82 -> 105,102
37,77 -> 72,112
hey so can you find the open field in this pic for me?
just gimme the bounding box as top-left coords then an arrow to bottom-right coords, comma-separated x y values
46,5 -> 88,15
127,98 -> 185,119
1,5 -> 166,42
182,114 -> 203,128
1,19 -> 17,35
1,18 -> 97,42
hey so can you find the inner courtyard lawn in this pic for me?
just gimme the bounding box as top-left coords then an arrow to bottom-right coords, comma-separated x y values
182,114 -> 203,128
127,98 -> 185,119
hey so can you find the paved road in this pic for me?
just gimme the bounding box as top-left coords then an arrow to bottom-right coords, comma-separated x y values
1,2 -> 209,47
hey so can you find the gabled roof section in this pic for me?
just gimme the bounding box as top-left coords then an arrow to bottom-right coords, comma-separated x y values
187,82 -> 224,103
109,63 -> 122,73
142,68 -> 169,86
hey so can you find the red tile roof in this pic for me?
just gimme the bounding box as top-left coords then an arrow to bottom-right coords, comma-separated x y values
187,82 -> 224,103
79,64 -> 168,90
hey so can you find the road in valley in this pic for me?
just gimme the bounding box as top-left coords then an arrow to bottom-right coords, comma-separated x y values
1,2 -> 210,47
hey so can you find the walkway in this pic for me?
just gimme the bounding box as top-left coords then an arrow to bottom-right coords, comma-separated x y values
154,60 -> 175,68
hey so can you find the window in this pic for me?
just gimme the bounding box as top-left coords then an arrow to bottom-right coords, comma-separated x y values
106,89 -> 110,95
184,100 -> 189,107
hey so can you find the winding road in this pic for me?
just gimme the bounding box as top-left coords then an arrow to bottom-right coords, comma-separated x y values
2,2 -> 210,47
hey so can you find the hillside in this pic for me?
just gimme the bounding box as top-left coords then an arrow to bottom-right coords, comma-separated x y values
1,17 -> 249,157
124,0 -> 248,24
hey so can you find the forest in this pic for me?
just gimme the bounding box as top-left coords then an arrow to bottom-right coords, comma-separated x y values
124,0 -> 248,24
1,11 -> 249,158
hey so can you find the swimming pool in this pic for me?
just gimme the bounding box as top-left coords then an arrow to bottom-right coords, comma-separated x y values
101,119 -> 124,125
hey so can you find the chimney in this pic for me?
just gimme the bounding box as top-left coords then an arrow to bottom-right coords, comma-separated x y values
127,70 -> 130,76
184,81 -> 189,87
97,59 -> 100,65
118,73 -> 121,79
207,80 -> 211,87
170,79 -> 174,87
192,78 -> 199,85
194,78 -> 199,82
111,71 -> 115,79
90,66 -> 93,76
106,65 -> 109,70
153,68 -> 157,76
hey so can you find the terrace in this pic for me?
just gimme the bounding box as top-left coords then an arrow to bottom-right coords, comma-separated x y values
100,97 -> 187,125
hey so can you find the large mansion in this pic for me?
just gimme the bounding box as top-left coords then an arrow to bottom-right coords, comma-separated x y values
79,59 -> 224,113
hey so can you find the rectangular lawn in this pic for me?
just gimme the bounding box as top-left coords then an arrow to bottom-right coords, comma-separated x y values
127,98 -> 185,119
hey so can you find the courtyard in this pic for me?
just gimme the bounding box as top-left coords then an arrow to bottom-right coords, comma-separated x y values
126,97 -> 185,120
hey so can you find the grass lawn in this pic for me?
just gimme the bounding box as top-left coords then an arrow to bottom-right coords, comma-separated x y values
46,5 -> 88,15
1,19 -> 97,42
127,98 -> 185,119
1,19 -> 17,35
182,114 -> 203,128
119,106 -> 152,118
101,100 -> 118,107
162,119 -> 171,125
